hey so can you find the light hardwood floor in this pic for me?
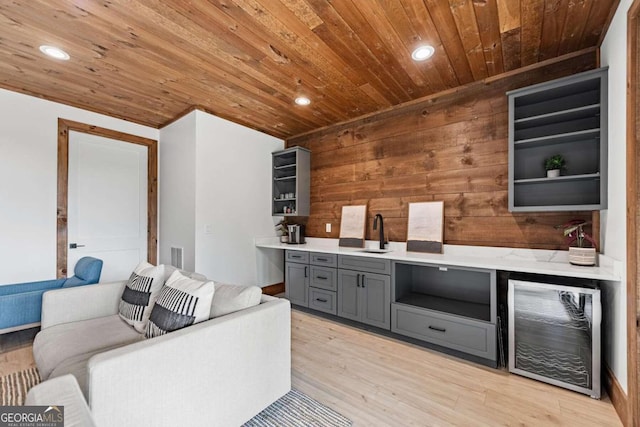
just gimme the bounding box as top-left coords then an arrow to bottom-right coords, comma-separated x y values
291,310 -> 621,427
0,327 -> 37,376
0,313 -> 622,426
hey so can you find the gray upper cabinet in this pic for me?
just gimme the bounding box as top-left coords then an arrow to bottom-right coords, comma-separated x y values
272,146 -> 311,216
507,67 -> 608,212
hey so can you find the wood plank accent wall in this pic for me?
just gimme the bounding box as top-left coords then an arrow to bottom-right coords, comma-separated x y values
287,52 -> 597,250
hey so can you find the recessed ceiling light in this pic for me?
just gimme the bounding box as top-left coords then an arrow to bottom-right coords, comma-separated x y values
295,97 -> 311,106
411,45 -> 435,61
39,45 -> 70,60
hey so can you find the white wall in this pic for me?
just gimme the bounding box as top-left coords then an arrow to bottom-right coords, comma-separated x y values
194,111 -> 284,286
0,89 -> 157,284
600,0 -> 632,393
158,112 -> 197,272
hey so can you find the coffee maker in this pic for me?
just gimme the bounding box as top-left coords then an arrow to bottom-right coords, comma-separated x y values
286,224 -> 306,244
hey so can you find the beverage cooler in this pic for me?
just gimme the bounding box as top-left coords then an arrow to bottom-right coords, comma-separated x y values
508,278 -> 601,398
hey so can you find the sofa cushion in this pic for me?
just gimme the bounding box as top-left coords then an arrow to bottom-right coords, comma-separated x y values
118,262 -> 166,333
210,283 -> 262,318
145,270 -> 214,338
34,314 -> 143,380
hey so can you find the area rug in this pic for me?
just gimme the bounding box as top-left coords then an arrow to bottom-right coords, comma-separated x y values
243,389 -> 352,427
1,368 -> 352,426
0,367 -> 40,406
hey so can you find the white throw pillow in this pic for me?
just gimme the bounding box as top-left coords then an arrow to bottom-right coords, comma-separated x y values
145,270 -> 215,339
119,262 -> 166,333
210,283 -> 262,318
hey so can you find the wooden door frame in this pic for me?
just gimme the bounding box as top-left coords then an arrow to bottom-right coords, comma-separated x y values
628,2 -> 640,426
56,118 -> 158,278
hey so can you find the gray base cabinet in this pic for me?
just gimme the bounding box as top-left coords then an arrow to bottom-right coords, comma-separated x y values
286,250 -> 496,364
285,260 -> 308,307
392,304 -> 496,360
308,287 -> 337,315
285,250 -> 337,310
337,256 -> 391,330
391,261 -> 497,362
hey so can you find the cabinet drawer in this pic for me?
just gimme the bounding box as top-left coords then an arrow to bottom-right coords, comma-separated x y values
286,250 -> 309,264
310,266 -> 337,291
338,255 -> 391,275
391,304 -> 496,360
310,253 -> 337,267
308,288 -> 336,315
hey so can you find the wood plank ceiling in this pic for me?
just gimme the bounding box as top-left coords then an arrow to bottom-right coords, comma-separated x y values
0,0 -> 618,139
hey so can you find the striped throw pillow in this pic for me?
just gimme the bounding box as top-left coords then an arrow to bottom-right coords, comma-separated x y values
145,270 -> 214,339
119,262 -> 166,333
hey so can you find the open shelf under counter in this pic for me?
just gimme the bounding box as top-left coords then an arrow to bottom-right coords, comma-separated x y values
395,292 -> 491,322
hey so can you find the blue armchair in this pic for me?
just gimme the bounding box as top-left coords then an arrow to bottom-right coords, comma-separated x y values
0,257 -> 103,333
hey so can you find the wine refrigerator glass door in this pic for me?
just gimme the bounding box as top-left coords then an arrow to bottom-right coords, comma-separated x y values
508,279 -> 601,398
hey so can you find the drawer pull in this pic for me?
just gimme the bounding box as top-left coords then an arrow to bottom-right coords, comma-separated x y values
428,325 -> 446,333
291,255 -> 302,259
316,298 -> 328,303
316,276 -> 328,280
317,257 -> 328,261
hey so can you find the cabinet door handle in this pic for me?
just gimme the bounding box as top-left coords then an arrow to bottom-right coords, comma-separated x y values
304,266 -> 308,278
428,325 -> 446,333
361,274 -> 366,288
316,298 -> 328,303
316,276 -> 328,280
356,274 -> 361,287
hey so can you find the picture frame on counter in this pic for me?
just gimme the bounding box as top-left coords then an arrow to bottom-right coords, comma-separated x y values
339,204 -> 367,248
406,201 -> 444,253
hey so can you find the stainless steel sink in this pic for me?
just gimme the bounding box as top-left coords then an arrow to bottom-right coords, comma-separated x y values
358,248 -> 393,254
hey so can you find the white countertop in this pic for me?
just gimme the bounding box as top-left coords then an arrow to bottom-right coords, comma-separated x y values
255,237 -> 621,281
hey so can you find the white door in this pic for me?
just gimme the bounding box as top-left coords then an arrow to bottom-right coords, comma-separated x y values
67,131 -> 148,283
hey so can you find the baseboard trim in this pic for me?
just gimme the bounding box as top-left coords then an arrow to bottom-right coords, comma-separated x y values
604,363 -> 628,425
262,283 -> 285,296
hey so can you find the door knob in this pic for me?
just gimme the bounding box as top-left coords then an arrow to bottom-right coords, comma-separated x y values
69,243 -> 85,249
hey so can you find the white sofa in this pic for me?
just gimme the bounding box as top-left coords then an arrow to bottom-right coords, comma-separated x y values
29,280 -> 291,427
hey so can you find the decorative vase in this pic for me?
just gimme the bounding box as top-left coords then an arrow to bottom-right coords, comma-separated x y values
547,169 -> 560,178
569,247 -> 596,266
280,234 -> 289,243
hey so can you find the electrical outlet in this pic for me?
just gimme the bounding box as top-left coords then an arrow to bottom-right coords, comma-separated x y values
325,223 -> 331,233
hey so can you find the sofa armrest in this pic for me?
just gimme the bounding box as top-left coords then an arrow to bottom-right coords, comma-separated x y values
25,374 -> 96,427
87,298 -> 291,427
41,281 -> 127,330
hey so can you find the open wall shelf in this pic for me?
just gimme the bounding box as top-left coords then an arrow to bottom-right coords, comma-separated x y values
272,146 -> 310,216
507,68 -> 608,212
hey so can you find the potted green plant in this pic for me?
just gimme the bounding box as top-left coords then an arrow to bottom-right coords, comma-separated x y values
276,219 -> 289,243
544,154 -> 566,178
555,219 -> 597,266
